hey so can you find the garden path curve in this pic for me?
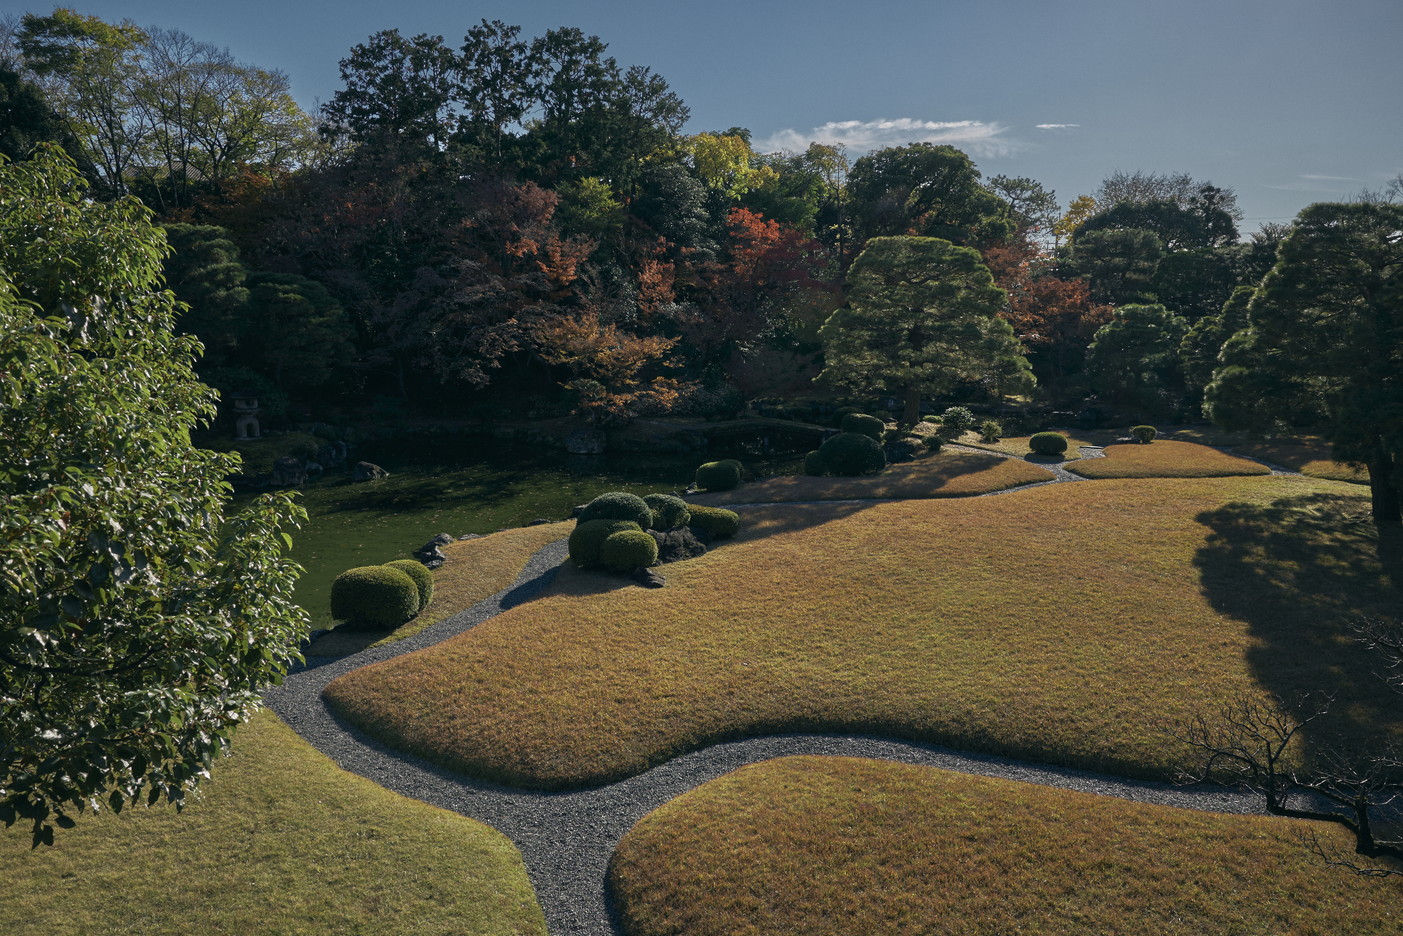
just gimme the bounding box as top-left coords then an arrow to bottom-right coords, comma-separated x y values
265,451 -> 1295,936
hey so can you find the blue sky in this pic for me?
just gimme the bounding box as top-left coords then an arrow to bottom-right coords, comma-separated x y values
10,0 -> 1401,233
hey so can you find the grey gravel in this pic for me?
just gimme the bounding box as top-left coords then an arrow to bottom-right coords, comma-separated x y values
265,458 -> 1307,936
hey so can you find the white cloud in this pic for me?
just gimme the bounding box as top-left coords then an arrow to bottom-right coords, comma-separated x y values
755,118 -> 1016,158
1299,173 -> 1359,181
1035,123 -> 1080,130
1263,174 -> 1361,193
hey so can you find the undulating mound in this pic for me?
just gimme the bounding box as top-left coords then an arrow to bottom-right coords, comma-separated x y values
1065,440 -> 1271,478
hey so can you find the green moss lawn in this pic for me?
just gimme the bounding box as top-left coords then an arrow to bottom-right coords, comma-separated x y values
610,755 -> 1403,936
0,710 -> 546,936
324,473 -> 1401,788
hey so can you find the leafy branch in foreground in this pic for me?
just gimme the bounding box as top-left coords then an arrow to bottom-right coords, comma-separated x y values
0,146 -> 308,847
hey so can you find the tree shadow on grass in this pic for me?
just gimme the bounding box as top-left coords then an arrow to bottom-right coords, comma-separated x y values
1193,491 -> 1403,764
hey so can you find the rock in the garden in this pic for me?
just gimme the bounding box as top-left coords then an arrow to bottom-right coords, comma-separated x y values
413,533 -> 455,569
271,455 -> 307,486
631,567 -> 666,588
649,527 -> 708,564
317,441 -> 349,467
352,461 -> 389,481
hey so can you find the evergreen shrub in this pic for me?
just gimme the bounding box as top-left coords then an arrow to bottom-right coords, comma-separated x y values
330,566 -> 420,631
980,419 -> 1003,443
1029,431 -> 1070,456
694,460 -> 742,491
577,491 -> 653,528
600,529 -> 659,572
383,559 -> 434,612
644,493 -> 691,530
569,519 -> 643,568
803,450 -> 826,475
940,406 -> 977,437
840,412 -> 886,441
686,504 -> 741,539
818,432 -> 886,476
1131,425 -> 1158,443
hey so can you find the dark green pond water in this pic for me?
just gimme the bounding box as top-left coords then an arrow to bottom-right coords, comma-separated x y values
241,436 -> 791,626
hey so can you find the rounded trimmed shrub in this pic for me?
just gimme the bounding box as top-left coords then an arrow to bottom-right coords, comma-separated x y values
686,504 -> 741,539
1131,424 -> 1158,443
600,529 -> 659,572
330,566 -> 420,631
922,415 -> 940,424
803,450 -> 826,476
818,431 -> 886,476
695,460 -> 743,492
923,434 -> 943,452
577,491 -> 653,528
940,406 -> 977,437
569,519 -> 643,568
840,412 -> 885,441
1029,431 -> 1070,456
383,559 -> 433,612
980,419 -> 1003,443
644,493 -> 690,530
833,405 -> 863,427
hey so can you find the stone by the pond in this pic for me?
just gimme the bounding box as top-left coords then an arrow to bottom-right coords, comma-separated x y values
271,455 -> 306,486
528,518 -> 555,526
317,441 -> 349,467
631,567 -> 666,588
414,533 -> 455,569
565,427 -> 606,454
352,461 -> 389,481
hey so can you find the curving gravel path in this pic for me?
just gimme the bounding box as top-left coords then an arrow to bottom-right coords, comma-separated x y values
263,451 -> 1302,936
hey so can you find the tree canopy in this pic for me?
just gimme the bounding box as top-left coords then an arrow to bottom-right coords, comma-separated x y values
1204,201 -> 1403,521
0,146 -> 308,845
820,236 -> 1031,425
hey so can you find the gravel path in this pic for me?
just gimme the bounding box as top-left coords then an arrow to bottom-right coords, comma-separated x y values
264,466 -> 1282,936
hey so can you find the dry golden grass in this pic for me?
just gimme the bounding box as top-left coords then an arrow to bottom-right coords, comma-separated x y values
953,430 -> 1107,459
610,755 -> 1403,936
1065,440 -> 1272,479
310,523 -> 567,655
1233,441 -> 1369,484
692,449 -> 1053,505
324,475 -> 1401,789
0,710 -> 545,936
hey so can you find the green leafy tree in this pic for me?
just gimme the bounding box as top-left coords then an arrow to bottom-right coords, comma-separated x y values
0,64 -> 73,161
820,236 -> 1032,425
243,272 -> 356,390
845,143 -> 1013,249
1069,228 -> 1165,305
1179,285 -> 1253,397
162,222 -> 251,368
1085,303 -> 1188,410
0,146 -> 307,846
1205,202 -> 1403,522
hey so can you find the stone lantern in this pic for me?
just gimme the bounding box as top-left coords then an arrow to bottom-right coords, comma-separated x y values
231,391 -> 261,440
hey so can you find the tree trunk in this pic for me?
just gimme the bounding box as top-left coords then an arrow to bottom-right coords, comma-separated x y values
1367,443 -> 1401,524
903,385 -> 921,427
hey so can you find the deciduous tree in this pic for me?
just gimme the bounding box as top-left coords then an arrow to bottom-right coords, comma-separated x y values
0,146 -> 306,846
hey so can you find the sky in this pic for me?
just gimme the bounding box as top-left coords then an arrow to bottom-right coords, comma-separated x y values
7,0 -> 1401,234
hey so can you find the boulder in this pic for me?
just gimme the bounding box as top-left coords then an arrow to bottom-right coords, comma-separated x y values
317,441 -> 349,467
271,456 -> 307,486
648,527 -> 708,564
414,533 -> 455,569
630,567 -> 666,588
352,461 -> 389,482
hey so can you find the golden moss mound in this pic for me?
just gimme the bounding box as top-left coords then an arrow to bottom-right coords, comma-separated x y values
611,755 -> 1403,936
1066,440 -> 1272,479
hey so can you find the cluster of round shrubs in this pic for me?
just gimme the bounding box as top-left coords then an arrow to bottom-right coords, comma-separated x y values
330,558 -> 434,631
802,411 -> 890,477
569,490 -> 740,573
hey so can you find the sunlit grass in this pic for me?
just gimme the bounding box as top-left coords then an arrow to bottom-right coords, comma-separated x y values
309,523 -> 568,655
1066,440 -> 1271,478
693,449 -> 1054,505
324,475 -> 1401,789
610,755 -> 1403,936
952,430 -> 1107,459
0,710 -> 546,936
